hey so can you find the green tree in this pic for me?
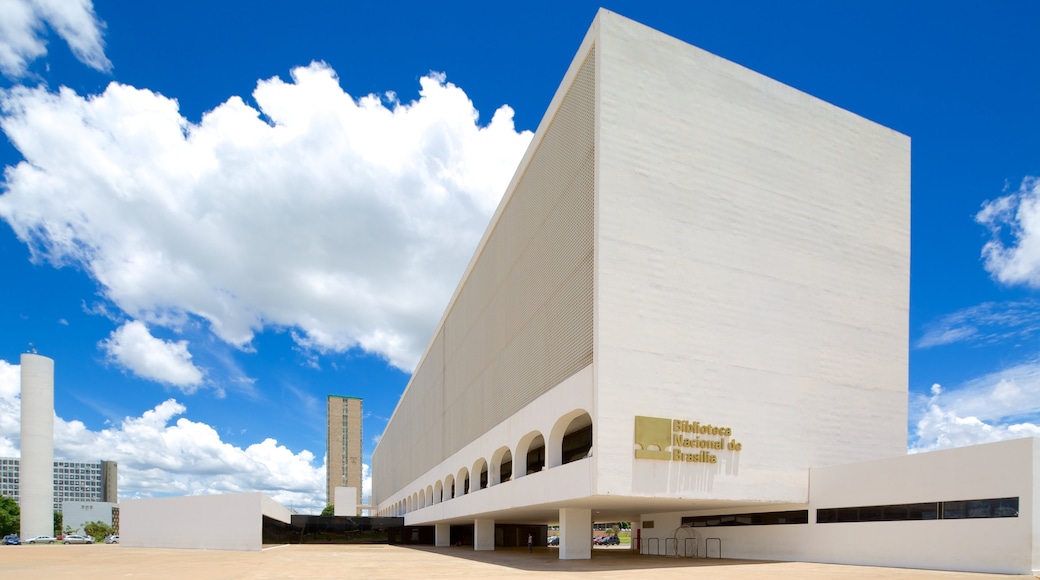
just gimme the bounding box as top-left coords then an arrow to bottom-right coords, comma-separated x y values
0,496 -> 18,537
53,510 -> 62,537
84,521 -> 114,543
321,504 -> 335,516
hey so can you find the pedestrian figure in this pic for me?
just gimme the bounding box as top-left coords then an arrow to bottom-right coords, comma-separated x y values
528,533 -> 533,552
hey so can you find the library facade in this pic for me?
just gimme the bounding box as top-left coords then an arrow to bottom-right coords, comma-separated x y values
371,10 -> 1040,575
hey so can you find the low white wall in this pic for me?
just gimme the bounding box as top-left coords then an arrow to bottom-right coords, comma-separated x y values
636,438 -> 1038,574
121,492 -> 289,551
808,437 -> 1036,574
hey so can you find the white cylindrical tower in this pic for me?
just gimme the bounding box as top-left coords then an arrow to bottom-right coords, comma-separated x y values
20,353 -> 54,539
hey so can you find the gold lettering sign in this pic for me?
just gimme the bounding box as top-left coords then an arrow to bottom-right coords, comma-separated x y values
634,416 -> 743,461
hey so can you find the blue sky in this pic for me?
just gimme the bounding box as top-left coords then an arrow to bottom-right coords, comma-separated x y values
0,1 -> 1039,514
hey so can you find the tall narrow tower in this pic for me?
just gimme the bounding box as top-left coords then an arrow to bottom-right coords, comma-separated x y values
20,353 -> 54,539
326,396 -> 362,509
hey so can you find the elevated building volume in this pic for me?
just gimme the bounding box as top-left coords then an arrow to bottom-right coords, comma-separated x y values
370,9 -> 1040,575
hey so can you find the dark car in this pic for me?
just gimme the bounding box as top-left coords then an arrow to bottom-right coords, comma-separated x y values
2,535 -> 19,545
599,535 -> 620,545
547,535 -> 559,546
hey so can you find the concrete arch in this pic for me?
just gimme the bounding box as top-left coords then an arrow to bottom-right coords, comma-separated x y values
472,458 -> 489,491
549,409 -> 593,468
515,430 -> 546,477
456,466 -> 470,496
418,489 -> 425,508
490,446 -> 513,485
444,474 -> 455,500
425,485 -> 433,507
434,480 -> 443,504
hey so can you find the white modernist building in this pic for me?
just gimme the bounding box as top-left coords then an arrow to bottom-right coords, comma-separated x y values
372,10 -> 1039,575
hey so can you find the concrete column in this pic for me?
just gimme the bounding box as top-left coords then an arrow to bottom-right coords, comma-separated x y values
474,518 -> 495,551
435,524 -> 451,547
20,353 -> 54,540
559,508 -> 592,560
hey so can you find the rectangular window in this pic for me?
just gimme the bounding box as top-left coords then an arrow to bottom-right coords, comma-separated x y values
820,498 -> 1016,523
682,510 -> 808,527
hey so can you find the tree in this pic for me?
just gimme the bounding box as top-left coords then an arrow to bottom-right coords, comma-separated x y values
321,504 -> 335,517
53,510 -> 62,537
0,496 -> 18,537
84,521 -> 114,543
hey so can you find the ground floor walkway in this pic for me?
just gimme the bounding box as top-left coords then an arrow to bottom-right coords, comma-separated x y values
0,543 -> 1031,579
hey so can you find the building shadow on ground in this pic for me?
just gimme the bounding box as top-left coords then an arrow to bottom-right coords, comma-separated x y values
401,545 -> 779,573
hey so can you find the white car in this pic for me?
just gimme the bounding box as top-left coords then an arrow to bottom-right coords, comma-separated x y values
62,534 -> 94,544
24,535 -> 56,544
104,535 -> 119,544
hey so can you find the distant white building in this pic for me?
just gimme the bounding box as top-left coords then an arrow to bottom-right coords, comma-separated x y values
369,9 -> 1040,575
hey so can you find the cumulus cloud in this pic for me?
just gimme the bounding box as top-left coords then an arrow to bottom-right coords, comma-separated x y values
977,176 -> 1040,288
915,300 -> 1040,349
0,360 -> 335,513
0,63 -> 532,371
0,0 -> 111,78
99,320 -> 205,392
910,364 -> 1040,453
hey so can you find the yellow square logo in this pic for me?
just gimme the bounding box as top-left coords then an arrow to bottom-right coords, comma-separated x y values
634,416 -> 672,460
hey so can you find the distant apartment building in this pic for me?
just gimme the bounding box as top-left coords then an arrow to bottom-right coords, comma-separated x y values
326,396 -> 362,509
0,458 -> 117,512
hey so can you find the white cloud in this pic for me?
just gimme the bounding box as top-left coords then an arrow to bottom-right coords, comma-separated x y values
98,320 -> 205,392
0,0 -> 111,78
0,63 -> 532,371
0,360 -> 328,513
915,300 -> 1040,349
977,176 -> 1040,288
910,364 -> 1040,453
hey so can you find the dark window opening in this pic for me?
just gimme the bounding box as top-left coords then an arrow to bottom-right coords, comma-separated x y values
682,510 -> 808,527
500,460 -> 512,483
561,424 -> 593,465
819,497 -> 1017,523
526,445 -> 545,475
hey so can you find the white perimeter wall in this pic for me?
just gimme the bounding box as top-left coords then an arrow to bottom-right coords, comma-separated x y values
592,11 -> 911,503
637,438 -> 1038,575
121,493 -> 290,551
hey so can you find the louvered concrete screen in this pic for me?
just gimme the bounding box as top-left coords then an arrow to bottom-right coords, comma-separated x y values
372,51 -> 596,499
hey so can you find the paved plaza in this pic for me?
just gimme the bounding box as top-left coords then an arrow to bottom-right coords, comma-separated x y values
0,544 -> 1034,579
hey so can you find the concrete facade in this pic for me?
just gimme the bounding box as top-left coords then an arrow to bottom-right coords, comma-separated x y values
326,395 -> 362,509
19,353 -> 54,540
369,9 -> 1040,575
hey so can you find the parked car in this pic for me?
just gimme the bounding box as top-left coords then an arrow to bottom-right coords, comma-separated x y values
24,535 -> 56,544
62,534 -> 94,544
599,535 -> 620,545
546,535 -> 559,546
104,535 -> 119,544
2,535 -> 19,545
